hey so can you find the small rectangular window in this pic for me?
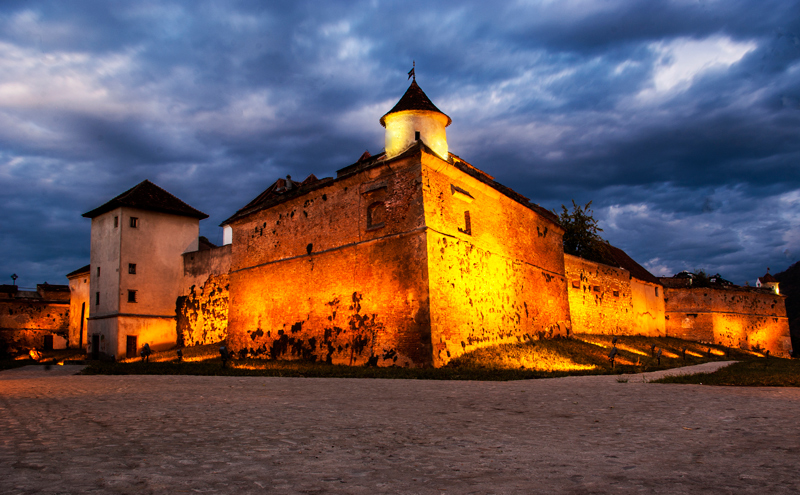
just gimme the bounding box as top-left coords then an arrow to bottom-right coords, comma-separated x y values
95,292 -> 100,305
96,266 -> 100,277
113,216 -> 118,228
613,290 -> 619,297
128,263 -> 136,274
415,131 -> 420,141
127,290 -> 137,303
458,211 -> 472,235
655,287 -> 660,297
593,286 -> 601,292
130,217 -> 139,228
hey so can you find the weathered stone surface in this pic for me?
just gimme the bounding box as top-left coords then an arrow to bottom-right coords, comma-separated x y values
0,299 -> 69,353
226,147 -> 571,368
665,286 -> 791,356
565,254 -> 665,337
2,365 -> 799,494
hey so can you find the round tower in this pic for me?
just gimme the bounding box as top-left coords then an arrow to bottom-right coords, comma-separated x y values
380,80 -> 451,160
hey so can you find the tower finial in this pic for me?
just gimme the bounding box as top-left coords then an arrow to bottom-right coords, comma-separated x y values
408,61 -> 415,82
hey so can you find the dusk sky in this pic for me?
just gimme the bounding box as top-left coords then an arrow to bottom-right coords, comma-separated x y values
1,0 -> 799,288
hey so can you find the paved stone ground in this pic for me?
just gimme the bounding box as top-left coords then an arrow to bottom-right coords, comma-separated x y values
1,362 -> 799,494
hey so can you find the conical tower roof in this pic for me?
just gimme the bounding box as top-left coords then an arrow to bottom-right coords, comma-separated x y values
380,80 -> 451,127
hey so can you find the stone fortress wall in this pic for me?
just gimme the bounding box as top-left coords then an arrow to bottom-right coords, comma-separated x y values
0,285 -> 70,354
662,282 -> 791,355
225,152 -> 433,367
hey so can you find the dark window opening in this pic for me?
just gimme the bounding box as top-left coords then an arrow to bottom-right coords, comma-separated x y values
593,286 -> 601,292
367,201 -> 385,230
306,243 -> 313,255
128,263 -> 136,274
415,131 -> 420,141
95,292 -> 100,305
113,216 -> 118,228
458,211 -> 472,235
126,336 -> 138,359
130,217 -> 139,228
127,290 -> 137,303
613,290 -> 619,297
91,334 -> 100,360
655,287 -> 659,297
43,335 -> 54,351
96,266 -> 100,277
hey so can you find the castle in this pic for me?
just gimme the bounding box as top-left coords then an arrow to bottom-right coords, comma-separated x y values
4,80 -> 790,362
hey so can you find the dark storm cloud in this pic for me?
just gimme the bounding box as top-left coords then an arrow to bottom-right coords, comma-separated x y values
1,0 -> 799,287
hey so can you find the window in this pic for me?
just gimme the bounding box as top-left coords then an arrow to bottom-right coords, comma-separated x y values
96,266 -> 100,277
127,290 -> 137,303
130,217 -> 139,228
655,287 -> 659,297
458,211 -> 472,235
613,290 -> 619,297
367,201 -> 385,230
95,292 -> 100,305
113,216 -> 118,228
415,131 -> 420,141
128,263 -> 136,274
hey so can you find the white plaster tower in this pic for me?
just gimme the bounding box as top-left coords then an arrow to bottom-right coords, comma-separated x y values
380,78 -> 451,160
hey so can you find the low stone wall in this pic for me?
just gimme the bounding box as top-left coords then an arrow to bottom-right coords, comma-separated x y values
664,286 -> 791,356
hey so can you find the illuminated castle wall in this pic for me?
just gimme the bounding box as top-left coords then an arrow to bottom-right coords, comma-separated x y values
661,281 -> 791,355
564,252 -> 665,337
220,81 -> 570,367
62,80 -> 791,362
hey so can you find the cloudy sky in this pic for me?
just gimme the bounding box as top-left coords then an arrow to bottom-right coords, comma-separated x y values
1,0 -> 799,288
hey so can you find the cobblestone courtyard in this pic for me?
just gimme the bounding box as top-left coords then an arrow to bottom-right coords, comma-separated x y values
1,363 -> 798,494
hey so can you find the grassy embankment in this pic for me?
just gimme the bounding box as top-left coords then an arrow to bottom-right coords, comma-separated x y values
3,335 -> 792,384
74,334 -> 761,381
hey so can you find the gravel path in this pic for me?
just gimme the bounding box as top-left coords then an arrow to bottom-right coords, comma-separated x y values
1,362 -> 798,494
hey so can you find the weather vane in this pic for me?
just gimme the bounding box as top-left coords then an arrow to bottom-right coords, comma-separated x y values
408,61 -> 415,82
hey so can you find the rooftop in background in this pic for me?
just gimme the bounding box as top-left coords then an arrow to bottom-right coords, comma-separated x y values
606,245 -> 661,285
82,180 -> 209,220
66,264 -> 91,278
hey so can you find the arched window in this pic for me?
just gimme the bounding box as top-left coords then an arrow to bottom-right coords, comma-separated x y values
367,201 -> 386,230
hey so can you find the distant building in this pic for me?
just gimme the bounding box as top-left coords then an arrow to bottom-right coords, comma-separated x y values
756,270 -> 780,294
81,180 -> 208,360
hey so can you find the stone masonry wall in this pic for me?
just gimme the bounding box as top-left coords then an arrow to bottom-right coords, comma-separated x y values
422,153 -> 571,366
177,245 -> 231,346
664,286 -> 791,356
0,299 -> 70,354
227,155 -> 432,366
565,255 -> 665,337
565,254 -> 634,335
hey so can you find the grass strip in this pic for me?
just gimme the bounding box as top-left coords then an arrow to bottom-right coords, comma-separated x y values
653,359 -> 800,387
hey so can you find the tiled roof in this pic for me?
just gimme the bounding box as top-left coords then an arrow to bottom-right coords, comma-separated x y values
82,180 -> 208,219
222,174 -> 330,225
380,80 -> 451,127
66,264 -> 90,278
606,245 -> 661,285
759,273 -> 778,283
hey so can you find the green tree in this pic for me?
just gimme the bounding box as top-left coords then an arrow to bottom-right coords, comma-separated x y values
557,200 -> 615,266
